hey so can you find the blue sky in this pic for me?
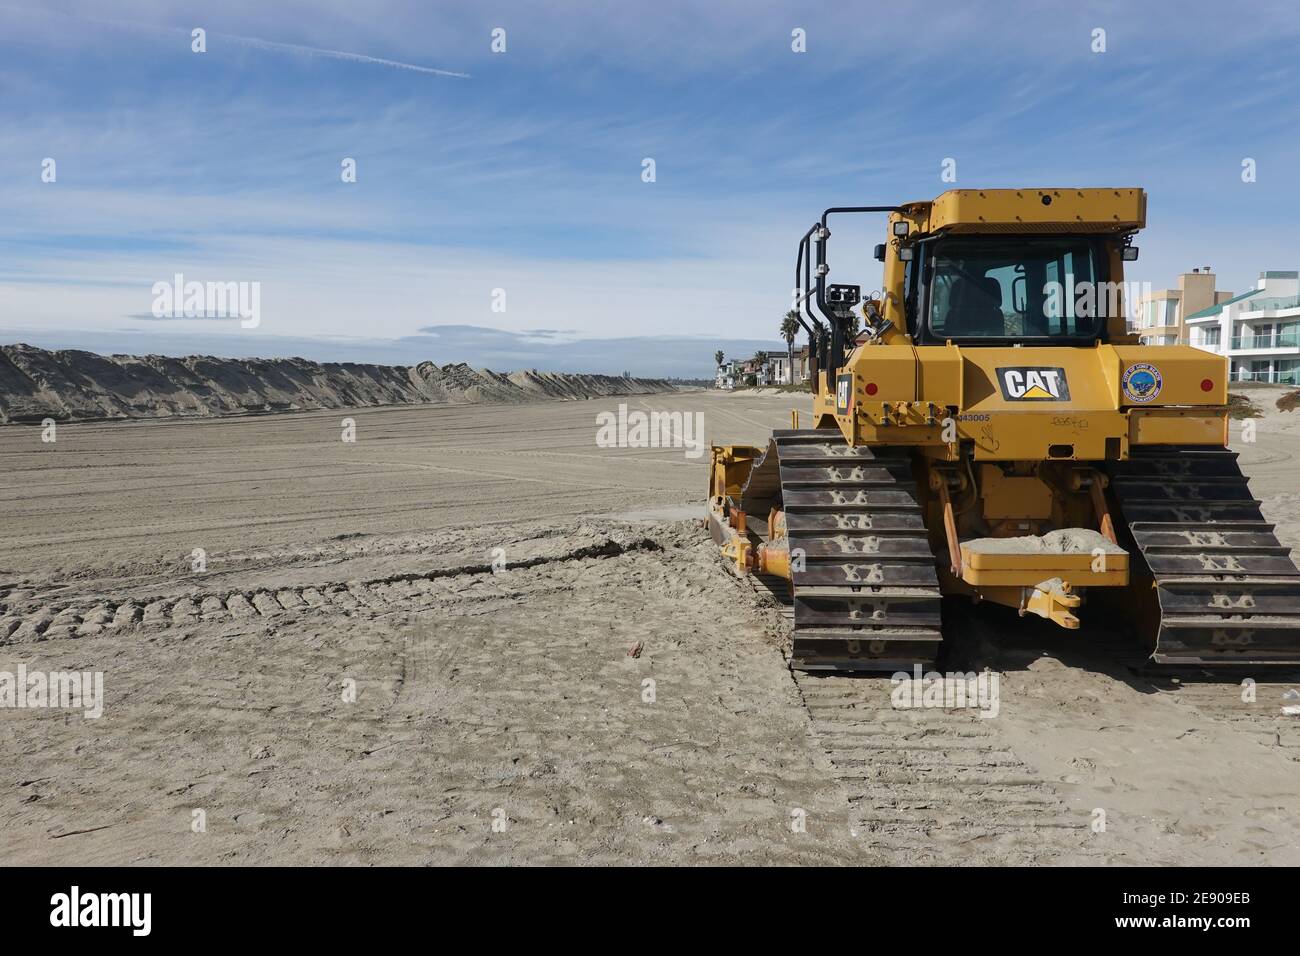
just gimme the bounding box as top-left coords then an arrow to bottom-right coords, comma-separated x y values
2,0 -> 1300,375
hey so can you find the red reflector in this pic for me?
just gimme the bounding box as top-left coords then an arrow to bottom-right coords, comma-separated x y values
1200,378 -> 1214,392
865,382 -> 878,395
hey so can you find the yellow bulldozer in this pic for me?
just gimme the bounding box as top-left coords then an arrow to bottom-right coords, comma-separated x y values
709,188 -> 1300,670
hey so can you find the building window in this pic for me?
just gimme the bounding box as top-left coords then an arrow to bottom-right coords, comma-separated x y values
1247,360 -> 1272,381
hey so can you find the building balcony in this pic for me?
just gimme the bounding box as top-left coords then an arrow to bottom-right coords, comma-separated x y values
1232,368 -> 1300,385
1238,296 -> 1300,315
1229,332 -> 1300,352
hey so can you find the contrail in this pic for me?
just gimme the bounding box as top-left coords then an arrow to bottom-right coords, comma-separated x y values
207,31 -> 470,78
0,5 -> 471,78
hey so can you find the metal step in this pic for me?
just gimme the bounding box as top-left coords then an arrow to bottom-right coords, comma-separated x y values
779,463 -> 913,485
784,511 -> 927,533
794,589 -> 943,628
1113,500 -> 1267,523
1108,477 -> 1257,501
787,534 -> 937,559
793,561 -> 940,588
792,629 -> 945,672
782,487 -> 921,510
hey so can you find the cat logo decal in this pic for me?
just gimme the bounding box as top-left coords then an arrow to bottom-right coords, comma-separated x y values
996,366 -> 1070,402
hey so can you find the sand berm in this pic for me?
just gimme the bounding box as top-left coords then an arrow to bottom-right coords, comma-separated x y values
0,343 -> 677,423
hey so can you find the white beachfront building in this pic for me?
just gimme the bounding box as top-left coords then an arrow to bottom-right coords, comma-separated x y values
715,359 -> 741,389
1184,271 -> 1300,385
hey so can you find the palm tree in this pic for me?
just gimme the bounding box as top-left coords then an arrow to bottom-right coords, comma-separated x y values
844,310 -> 861,341
780,311 -> 801,384
714,350 -> 724,368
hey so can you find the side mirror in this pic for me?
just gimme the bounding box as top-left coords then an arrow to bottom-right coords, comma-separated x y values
873,243 -> 886,262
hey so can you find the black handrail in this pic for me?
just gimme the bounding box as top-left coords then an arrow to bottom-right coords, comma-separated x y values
812,206 -> 901,381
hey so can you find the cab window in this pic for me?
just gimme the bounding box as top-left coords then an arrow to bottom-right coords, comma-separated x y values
926,237 -> 1106,340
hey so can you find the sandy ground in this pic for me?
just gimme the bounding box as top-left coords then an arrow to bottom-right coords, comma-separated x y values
1,389 -> 1298,865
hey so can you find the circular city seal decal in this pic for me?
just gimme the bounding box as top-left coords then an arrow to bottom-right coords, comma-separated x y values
1122,363 -> 1163,403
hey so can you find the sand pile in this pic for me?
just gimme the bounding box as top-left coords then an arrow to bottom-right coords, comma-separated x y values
0,344 -> 675,423
963,528 -> 1125,555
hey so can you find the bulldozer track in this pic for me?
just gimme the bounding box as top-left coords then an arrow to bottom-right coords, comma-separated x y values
740,429 -> 944,671
1107,445 -> 1300,665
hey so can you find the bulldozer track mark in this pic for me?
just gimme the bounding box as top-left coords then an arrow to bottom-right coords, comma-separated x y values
793,672 -> 1088,859
0,535 -> 660,645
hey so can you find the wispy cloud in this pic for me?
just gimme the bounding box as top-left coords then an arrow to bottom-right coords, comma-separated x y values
197,30 -> 470,79
0,4 -> 470,78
